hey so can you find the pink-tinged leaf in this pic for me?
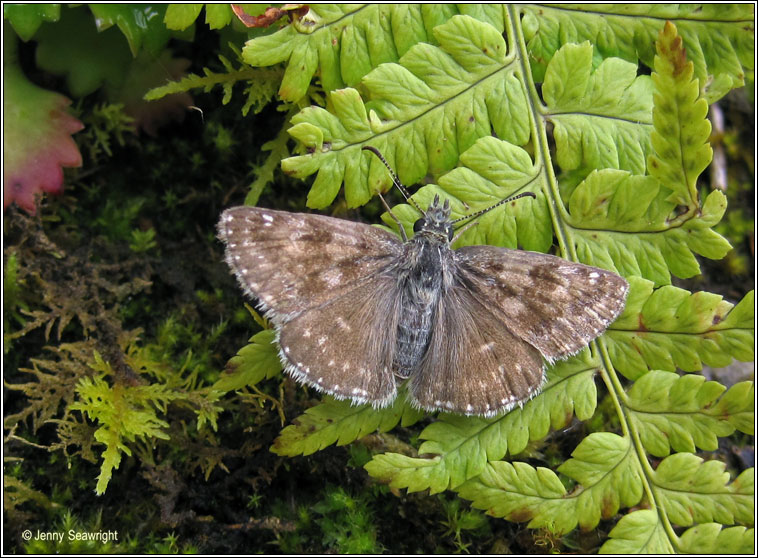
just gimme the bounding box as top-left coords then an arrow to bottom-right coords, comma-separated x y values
3,63 -> 84,214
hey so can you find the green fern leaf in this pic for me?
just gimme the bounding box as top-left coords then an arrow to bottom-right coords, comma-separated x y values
282,15 -> 529,208
606,277 -> 754,379
564,21 -> 733,286
271,394 -> 422,457
543,41 -> 653,174
678,524 -> 755,554
708,380 -> 754,435
648,21 -> 713,209
625,370 -> 753,456
364,351 -> 600,494
242,5 -> 507,102
564,172 -> 729,284
600,509 -> 673,554
652,453 -> 753,527
521,4 -> 753,103
556,432 -> 643,529
211,329 -> 281,393
456,461 -> 576,534
457,433 -> 644,535
385,136 -> 552,253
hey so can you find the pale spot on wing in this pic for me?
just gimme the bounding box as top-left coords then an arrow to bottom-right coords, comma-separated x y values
478,341 -> 496,354
328,360 -> 335,366
336,317 -> 351,331
303,329 -> 311,338
322,269 -> 343,288
317,337 -> 327,346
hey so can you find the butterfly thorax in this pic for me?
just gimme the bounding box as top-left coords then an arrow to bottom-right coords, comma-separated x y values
393,196 -> 455,378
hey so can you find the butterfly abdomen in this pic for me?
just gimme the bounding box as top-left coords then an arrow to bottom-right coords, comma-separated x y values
393,240 -> 450,378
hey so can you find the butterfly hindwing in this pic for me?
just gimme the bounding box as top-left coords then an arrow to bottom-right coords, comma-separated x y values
278,273 -> 402,406
408,280 -> 545,416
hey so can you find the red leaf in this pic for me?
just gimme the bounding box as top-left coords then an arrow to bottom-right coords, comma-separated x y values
4,63 -> 83,214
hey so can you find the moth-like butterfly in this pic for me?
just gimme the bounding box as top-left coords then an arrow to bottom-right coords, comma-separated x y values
218,147 -> 628,416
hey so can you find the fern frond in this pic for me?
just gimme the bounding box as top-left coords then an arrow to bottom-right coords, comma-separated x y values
282,15 -> 529,208
521,4 -> 753,103
542,42 -> 653,174
606,278 -> 754,379
677,523 -> 754,554
144,55 -> 281,116
651,453 -> 753,526
271,394 -> 422,457
211,329 -> 280,393
242,5 -> 508,102
457,433 -> 643,535
625,370 -> 753,456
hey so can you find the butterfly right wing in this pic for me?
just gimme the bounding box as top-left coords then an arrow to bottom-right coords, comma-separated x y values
408,281 -> 546,416
455,246 -> 628,362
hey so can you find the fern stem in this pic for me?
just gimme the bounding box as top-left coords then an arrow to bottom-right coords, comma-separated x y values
597,338 -> 681,550
506,5 -> 576,262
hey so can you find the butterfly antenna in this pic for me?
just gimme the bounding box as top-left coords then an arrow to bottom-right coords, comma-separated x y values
362,146 -> 425,215
451,191 -> 537,226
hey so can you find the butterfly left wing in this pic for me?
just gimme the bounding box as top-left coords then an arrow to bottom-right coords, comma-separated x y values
454,246 -> 628,362
217,206 -> 404,321
218,205 -> 405,406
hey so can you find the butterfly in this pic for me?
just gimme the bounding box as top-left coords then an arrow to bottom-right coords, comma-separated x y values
218,147 -> 628,416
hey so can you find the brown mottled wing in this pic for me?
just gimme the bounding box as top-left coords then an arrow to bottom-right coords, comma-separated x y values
278,274 -> 403,406
454,246 -> 629,362
217,206 -> 403,320
409,282 -> 546,416
217,206 -> 404,405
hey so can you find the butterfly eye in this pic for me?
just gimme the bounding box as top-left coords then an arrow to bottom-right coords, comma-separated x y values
413,218 -> 425,233
447,225 -> 454,241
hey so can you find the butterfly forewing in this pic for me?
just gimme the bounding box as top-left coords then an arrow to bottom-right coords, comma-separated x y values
218,206 -> 404,320
409,282 -> 545,416
455,246 -> 629,362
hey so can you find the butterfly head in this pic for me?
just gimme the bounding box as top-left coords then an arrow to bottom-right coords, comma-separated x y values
413,194 -> 454,242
